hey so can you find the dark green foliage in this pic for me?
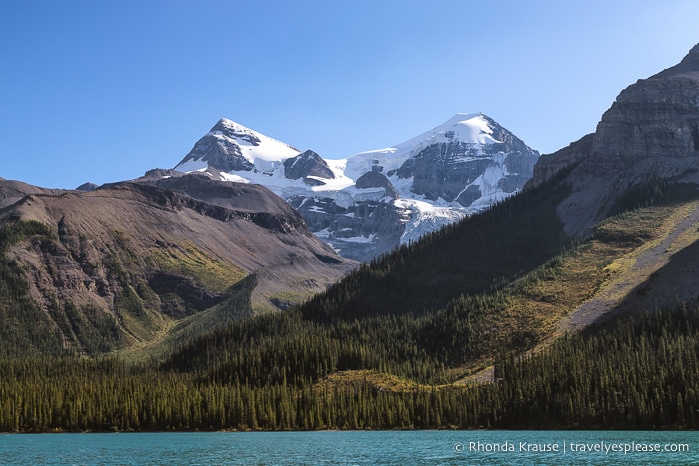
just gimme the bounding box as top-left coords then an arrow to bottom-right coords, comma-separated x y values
158,174 -> 578,390
302,175 -> 571,323
0,220 -> 54,253
115,285 -> 146,319
492,302 -> 699,429
3,302 -> 699,431
608,176 -> 698,217
163,290 -> 508,389
3,172 -> 699,431
64,302 -> 121,354
0,221 -> 68,358
166,273 -> 258,350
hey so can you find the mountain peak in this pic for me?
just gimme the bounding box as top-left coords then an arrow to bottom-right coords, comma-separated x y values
446,112 -> 484,122
551,42 -> 699,237
209,118 -> 261,145
387,112 -> 498,154
213,117 -> 252,134
75,182 -> 99,191
441,113 -> 497,143
650,42 -> 699,79
175,118 -> 300,173
679,42 -> 699,66
686,42 -> 699,58
174,113 -> 539,261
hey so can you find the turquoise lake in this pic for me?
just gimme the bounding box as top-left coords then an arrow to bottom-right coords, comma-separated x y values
1,430 -> 698,465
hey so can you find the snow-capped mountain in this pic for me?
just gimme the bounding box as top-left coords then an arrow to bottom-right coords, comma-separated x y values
173,113 -> 540,261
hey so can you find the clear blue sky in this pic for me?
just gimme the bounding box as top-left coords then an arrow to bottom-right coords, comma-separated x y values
2,0 -> 698,189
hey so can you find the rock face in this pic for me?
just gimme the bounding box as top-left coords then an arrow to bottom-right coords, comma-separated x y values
0,179 -> 64,209
398,114 -> 538,206
174,113 -> 539,261
178,119 -> 254,172
139,172 -> 310,233
283,150 -> 335,184
531,43 -> 699,237
355,169 -> 398,199
525,134 -> 594,189
176,118 -> 299,174
289,194 -> 409,260
76,182 -> 99,191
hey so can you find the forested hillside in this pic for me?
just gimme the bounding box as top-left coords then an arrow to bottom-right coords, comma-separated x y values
2,173 -> 699,431
3,302 -> 699,431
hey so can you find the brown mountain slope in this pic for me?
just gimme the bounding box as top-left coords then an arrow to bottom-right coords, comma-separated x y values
0,179 -> 64,209
0,179 -> 354,355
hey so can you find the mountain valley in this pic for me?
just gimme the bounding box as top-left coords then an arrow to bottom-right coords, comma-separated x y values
2,42 -> 699,432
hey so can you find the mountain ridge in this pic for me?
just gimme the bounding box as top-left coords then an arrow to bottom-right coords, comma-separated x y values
173,113 -> 539,260
528,43 -> 699,237
0,176 -> 354,356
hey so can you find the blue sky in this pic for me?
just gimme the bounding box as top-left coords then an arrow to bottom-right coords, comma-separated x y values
1,1 -> 698,189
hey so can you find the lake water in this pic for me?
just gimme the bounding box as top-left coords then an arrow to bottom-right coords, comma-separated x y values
1,430 -> 698,465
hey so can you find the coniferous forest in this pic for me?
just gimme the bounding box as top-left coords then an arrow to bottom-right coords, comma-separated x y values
2,173 -> 699,432
2,303 -> 699,431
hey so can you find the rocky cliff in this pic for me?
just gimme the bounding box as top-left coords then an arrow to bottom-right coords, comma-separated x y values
399,114 -> 539,205
283,150 -> 335,184
530,43 -> 699,237
524,133 -> 594,189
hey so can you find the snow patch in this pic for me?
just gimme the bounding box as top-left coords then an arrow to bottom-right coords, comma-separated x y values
174,113 -> 537,260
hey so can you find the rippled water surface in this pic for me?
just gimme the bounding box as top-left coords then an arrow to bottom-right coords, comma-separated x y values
1,430 -> 698,465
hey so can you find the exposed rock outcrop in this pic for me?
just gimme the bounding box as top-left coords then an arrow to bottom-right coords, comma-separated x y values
283,150 -> 335,183
0,179 -> 64,209
396,114 -> 539,207
541,43 -> 699,237
524,134 -> 594,189
286,193 -> 408,260
76,182 -> 99,191
355,169 -> 398,199
179,119 -> 256,172
174,114 -> 539,261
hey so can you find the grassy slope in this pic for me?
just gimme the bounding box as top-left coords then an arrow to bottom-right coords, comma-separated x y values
0,180 -> 355,357
121,274 -> 258,363
321,183 -> 699,390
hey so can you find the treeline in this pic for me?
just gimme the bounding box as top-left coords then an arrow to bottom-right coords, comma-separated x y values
301,171 -> 572,323
0,166 -> 574,360
164,289 -> 513,388
0,355 -> 479,431
3,302 -> 699,431
3,171 -> 699,431
607,174 -> 698,217
493,301 -> 699,428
